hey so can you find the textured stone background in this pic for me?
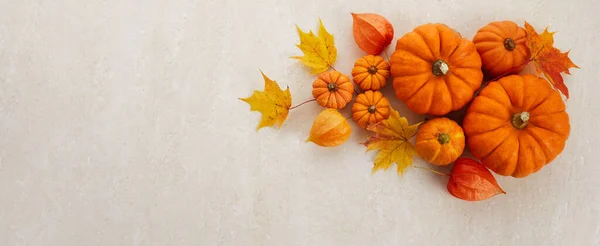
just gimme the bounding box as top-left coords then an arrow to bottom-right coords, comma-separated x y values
1,0 -> 599,245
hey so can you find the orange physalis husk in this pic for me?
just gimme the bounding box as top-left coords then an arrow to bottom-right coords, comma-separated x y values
447,158 -> 506,201
306,108 -> 352,147
351,13 -> 394,55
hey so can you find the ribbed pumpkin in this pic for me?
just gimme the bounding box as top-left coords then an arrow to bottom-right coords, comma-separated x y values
473,21 -> 530,78
463,74 -> 570,178
415,117 -> 465,166
390,23 -> 483,116
351,90 -> 390,128
312,71 -> 354,109
351,55 -> 390,91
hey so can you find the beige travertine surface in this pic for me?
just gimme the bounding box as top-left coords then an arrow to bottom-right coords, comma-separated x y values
1,0 -> 599,245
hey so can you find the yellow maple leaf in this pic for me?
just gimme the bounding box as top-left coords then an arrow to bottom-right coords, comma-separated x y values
524,21 -> 579,98
362,108 -> 423,175
240,71 -> 292,131
291,19 -> 337,74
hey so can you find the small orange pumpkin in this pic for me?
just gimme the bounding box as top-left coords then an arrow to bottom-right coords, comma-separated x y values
312,71 -> 354,109
390,23 -> 483,116
351,90 -> 390,128
415,117 -> 465,166
351,55 -> 390,91
463,74 -> 570,178
473,21 -> 530,78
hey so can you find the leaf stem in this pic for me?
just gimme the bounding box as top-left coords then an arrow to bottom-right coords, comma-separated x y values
289,99 -> 316,110
330,66 -> 337,71
414,166 -> 450,176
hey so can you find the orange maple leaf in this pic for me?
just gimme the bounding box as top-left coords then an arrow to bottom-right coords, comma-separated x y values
524,21 -> 579,98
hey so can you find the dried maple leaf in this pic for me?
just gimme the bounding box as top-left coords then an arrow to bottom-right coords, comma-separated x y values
240,71 -> 292,131
291,19 -> 337,74
363,108 -> 423,175
524,21 -> 579,98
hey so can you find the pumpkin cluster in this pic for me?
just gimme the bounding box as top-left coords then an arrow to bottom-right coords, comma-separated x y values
243,14 -> 578,202
311,54 -> 393,129
386,21 -> 572,179
308,13 -> 397,130
304,18 -> 574,180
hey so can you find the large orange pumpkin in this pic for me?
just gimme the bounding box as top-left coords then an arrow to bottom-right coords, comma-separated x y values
390,23 -> 483,116
351,90 -> 390,128
312,71 -> 354,109
473,21 -> 530,78
463,74 -> 570,178
415,117 -> 465,166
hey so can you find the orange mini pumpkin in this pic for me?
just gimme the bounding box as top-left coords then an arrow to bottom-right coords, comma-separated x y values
351,90 -> 390,128
390,23 -> 483,116
473,21 -> 530,78
351,55 -> 390,91
415,117 -> 465,166
463,74 -> 570,178
312,71 -> 354,109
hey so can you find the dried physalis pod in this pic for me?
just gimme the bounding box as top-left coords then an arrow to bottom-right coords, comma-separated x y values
307,109 -> 352,147
351,13 -> 394,55
447,158 -> 506,201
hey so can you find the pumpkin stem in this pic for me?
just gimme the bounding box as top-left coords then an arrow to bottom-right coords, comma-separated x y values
368,105 -> 377,113
368,65 -> 378,74
437,133 -> 451,144
432,59 -> 449,76
504,38 -> 516,51
511,112 -> 530,129
327,82 -> 338,92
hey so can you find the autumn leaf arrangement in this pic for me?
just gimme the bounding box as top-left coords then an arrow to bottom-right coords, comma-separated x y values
240,13 -> 578,202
